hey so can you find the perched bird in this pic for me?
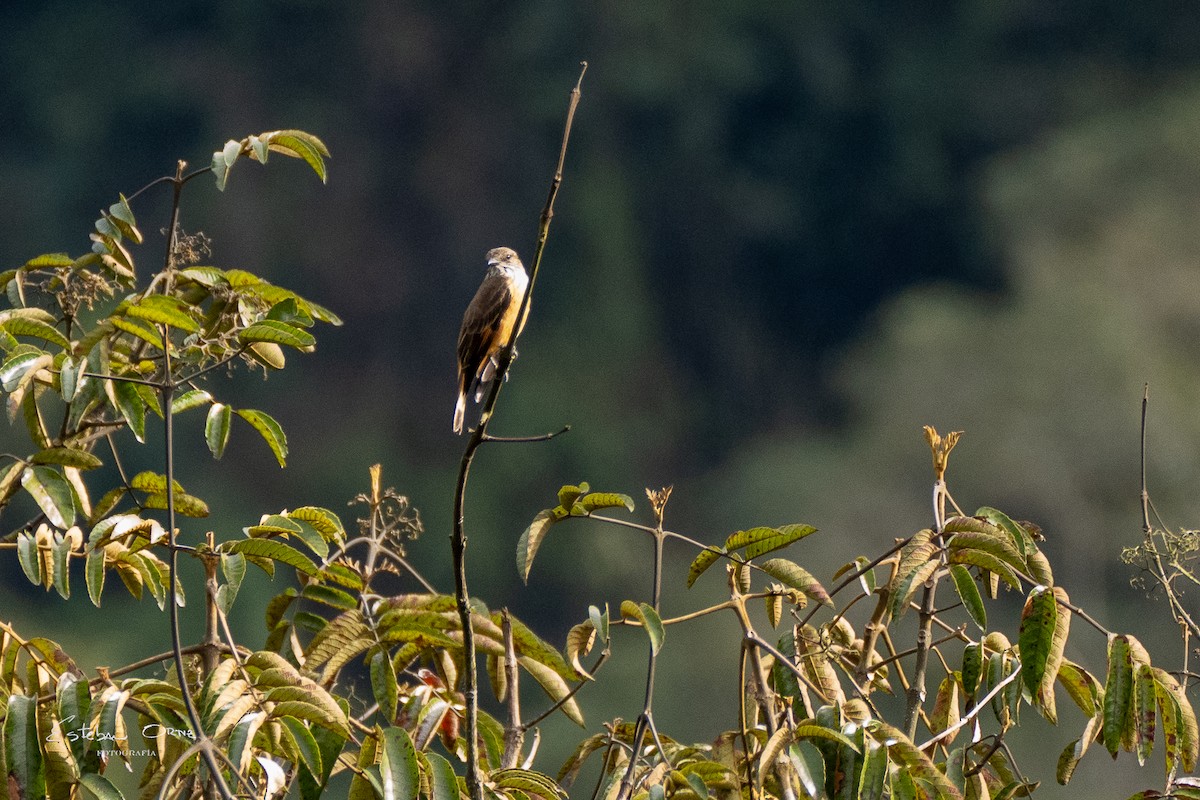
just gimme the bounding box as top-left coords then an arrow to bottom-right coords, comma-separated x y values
453,247 -> 529,434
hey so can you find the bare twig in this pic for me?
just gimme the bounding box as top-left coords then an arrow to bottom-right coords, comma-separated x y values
451,62 -> 586,800
481,425 -> 571,443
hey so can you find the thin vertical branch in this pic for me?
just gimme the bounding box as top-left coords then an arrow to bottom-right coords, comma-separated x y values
159,161 -> 235,800
451,63 -> 586,800
1141,384 -> 1152,536
201,533 -> 221,676
501,610 -> 524,768
903,479 -> 946,739
615,492 -> 667,800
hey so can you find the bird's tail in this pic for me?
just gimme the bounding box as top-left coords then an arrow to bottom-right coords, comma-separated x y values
453,392 -> 466,434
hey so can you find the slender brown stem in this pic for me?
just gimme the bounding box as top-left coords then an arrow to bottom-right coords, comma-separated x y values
903,481 -> 946,739
501,610 -> 524,768
481,425 -> 571,443
1141,384 -> 1152,536
156,161 -> 235,800
451,63 -> 586,800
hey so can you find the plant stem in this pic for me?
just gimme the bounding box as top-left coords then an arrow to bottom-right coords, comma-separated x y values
158,162 -> 235,800
903,480 -> 946,739
450,63 -> 586,800
501,610 -> 524,768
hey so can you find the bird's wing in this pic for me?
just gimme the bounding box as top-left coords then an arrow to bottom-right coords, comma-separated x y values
457,274 -> 515,391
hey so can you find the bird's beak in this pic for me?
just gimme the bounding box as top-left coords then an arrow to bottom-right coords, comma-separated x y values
487,259 -> 499,267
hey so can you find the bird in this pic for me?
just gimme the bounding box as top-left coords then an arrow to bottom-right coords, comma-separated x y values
453,247 -> 529,434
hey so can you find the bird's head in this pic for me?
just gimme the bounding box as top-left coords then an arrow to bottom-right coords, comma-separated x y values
485,247 -> 524,274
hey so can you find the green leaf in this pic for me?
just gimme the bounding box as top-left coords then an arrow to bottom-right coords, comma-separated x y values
222,537 -> 318,576
86,547 -> 106,607
110,315 -> 164,349
946,546 -> 1021,590
866,720 -> 962,800
270,130 -> 331,183
1035,587 -> 1072,723
725,523 -> 818,559
236,408 -> 288,466
263,685 -> 350,737
519,656 -> 584,726
929,676 -> 961,743
1056,718 -> 1099,787
587,604 -> 609,644
2,315 -> 70,350
205,403 -> 232,459
79,773 -> 125,800
246,513 -> 304,538
170,388 -> 213,414
248,134 -> 270,165
4,694 -> 46,800
212,139 -> 242,191
265,298 -> 315,328
759,558 -> 832,606
771,629 -> 802,699
495,612 -> 581,682
112,378 -> 146,442
52,533 -> 71,599
974,506 -> 1037,558
517,508 -> 563,583
1,347 -> 50,392
1134,663 -> 1156,766
22,465 -> 75,528
239,319 -> 316,349
290,506 -> 345,542
1151,668 -> 1196,775
1019,586 -> 1057,695
686,547 -> 724,588
578,491 -> 635,514
492,769 -> 567,799
0,460 -> 23,507
108,194 -> 142,243
371,650 -> 399,723
58,355 -> 80,401
565,621 -> 597,680
962,643 -> 983,700
945,527 -> 1026,576
280,715 -> 324,778
379,727 -> 420,800
1104,634 -> 1135,757
143,489 -> 210,518
32,446 -> 102,470
17,531 -> 40,585
125,294 -> 199,332
948,564 -> 987,630
620,601 -> 665,655
424,752 -> 461,800
689,525 -> 818,588
23,253 -> 74,269
1057,660 -> 1101,718
557,483 -> 586,511
129,470 -> 178,495
57,672 -> 92,765
890,555 -> 940,620
216,552 -> 246,615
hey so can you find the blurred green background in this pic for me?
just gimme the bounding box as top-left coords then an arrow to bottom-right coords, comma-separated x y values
5,2 -> 1200,795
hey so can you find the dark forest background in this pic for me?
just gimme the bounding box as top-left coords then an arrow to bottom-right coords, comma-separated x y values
6,3 -> 1200,796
